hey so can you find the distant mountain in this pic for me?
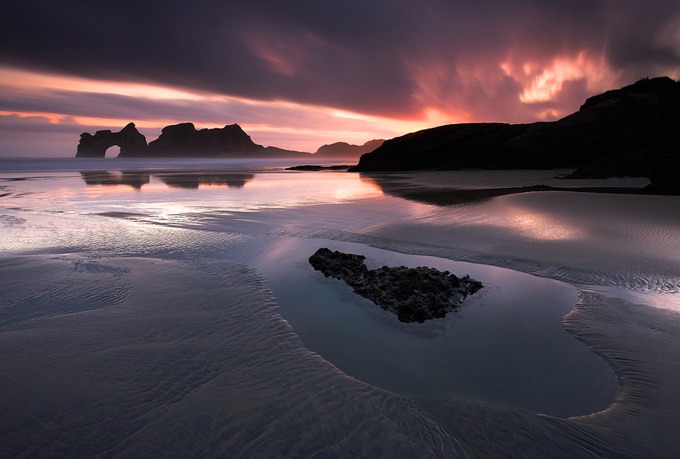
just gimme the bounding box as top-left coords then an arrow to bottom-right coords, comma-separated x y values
76,122 -> 311,158
351,77 -> 680,193
315,139 -> 384,159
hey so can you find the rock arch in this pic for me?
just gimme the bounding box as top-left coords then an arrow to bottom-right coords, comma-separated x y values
76,123 -> 149,158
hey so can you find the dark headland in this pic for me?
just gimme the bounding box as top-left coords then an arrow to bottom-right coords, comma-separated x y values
76,122 -> 311,159
350,77 -> 680,194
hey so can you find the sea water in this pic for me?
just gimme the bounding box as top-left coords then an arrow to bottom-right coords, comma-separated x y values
1,158 -> 679,457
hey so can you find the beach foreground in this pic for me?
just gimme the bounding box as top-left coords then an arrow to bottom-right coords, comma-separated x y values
1,159 -> 679,457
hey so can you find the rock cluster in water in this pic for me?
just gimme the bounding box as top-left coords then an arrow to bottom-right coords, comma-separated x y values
309,248 -> 483,323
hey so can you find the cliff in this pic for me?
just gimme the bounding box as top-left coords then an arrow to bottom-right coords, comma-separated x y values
351,77 -> 680,192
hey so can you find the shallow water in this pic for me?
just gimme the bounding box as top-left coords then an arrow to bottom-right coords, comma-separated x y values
250,238 -> 616,418
1,158 -> 679,457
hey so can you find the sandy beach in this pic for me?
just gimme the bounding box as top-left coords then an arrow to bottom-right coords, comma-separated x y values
1,160 -> 679,457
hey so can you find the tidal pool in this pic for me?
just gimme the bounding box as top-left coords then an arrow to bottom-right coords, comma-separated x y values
251,238 -> 618,418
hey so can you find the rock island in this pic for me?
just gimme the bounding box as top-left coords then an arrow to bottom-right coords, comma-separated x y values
309,248 -> 483,323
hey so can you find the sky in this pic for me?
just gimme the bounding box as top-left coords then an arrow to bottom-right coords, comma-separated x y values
1,0 -> 679,157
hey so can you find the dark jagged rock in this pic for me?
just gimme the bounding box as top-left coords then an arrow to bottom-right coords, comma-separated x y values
310,249 -> 369,281
645,148 -> 680,194
350,77 -> 680,193
315,139 -> 384,159
77,122 -> 311,158
76,123 -> 149,158
285,165 -> 352,171
309,248 -> 483,323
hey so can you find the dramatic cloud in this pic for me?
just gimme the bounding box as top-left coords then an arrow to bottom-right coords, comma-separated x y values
1,0 -> 679,156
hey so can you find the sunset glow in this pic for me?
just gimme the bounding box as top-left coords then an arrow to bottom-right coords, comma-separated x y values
0,67 -> 205,101
3,3 -> 680,457
0,64 -> 456,153
1,1 -> 679,156
514,53 -> 618,104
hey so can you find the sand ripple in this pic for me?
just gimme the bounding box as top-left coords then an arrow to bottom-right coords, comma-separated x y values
3,254 -> 677,457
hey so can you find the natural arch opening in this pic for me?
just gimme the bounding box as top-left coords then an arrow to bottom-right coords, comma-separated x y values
104,145 -> 121,158
76,123 -> 149,158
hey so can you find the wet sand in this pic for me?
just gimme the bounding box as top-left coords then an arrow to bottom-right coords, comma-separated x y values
2,252 -> 677,457
1,163 -> 679,457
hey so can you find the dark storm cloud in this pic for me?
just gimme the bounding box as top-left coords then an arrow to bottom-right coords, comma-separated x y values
1,0 -> 679,118
0,0 -> 413,115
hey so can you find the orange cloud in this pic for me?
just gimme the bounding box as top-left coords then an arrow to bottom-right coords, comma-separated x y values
0,67 -> 206,101
502,51 -> 620,104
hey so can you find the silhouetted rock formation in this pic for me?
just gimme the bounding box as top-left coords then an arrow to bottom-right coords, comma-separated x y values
76,123 -> 149,158
351,77 -> 680,193
315,139 -> 384,159
285,165 -> 351,171
645,148 -> 680,194
147,123 -> 263,157
309,248 -> 483,323
77,122 -> 311,158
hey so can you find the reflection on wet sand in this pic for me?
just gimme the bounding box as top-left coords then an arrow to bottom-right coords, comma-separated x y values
80,171 -> 150,189
360,173 -> 652,206
3,162 -> 680,456
156,172 -> 254,189
80,171 -> 255,190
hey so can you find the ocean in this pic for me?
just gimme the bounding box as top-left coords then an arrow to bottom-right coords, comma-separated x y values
1,158 -> 679,457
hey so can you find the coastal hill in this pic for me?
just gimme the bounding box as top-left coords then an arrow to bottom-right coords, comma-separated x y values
76,122 -> 311,158
315,139 -> 385,160
350,77 -> 680,193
